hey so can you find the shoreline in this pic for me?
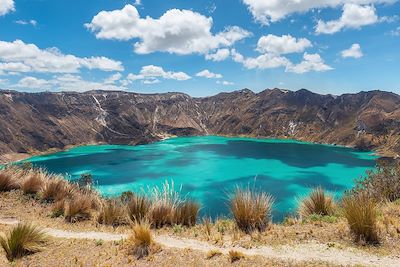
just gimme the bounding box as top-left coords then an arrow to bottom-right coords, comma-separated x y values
0,133 -> 381,166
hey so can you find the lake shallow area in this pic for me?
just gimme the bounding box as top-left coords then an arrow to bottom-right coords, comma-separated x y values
26,136 -> 377,221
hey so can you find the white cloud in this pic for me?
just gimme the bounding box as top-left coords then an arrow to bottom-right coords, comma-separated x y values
14,74 -> 128,92
0,40 -> 124,74
217,80 -> 234,86
104,73 -> 122,84
256,34 -> 312,55
390,26 -> 400,36
196,69 -> 222,79
231,49 -> 291,70
127,65 -> 191,82
242,0 -> 394,25
16,76 -> 52,89
0,0 -> 14,16
205,48 -> 231,61
316,4 -> 378,34
286,53 -> 333,73
133,0 -> 141,6
143,79 -> 160,84
341,43 -> 363,58
15,20 -> 37,26
85,5 -> 251,55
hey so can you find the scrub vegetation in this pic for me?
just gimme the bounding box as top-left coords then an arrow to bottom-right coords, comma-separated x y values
0,161 -> 399,264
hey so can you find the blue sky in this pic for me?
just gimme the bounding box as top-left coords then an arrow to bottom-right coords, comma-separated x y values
0,0 -> 399,96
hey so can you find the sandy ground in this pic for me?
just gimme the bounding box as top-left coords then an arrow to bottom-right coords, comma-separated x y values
1,191 -> 400,266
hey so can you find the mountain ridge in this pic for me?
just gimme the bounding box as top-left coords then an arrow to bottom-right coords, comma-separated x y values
1,88 -> 399,163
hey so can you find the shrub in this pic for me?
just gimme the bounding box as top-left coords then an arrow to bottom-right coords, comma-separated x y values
130,221 -> 153,259
21,171 -> 45,195
64,194 -> 92,223
77,173 -> 93,188
40,177 -> 72,202
0,223 -> 48,261
353,162 -> 400,202
342,193 -> 379,244
0,170 -> 19,192
148,181 -> 182,228
298,187 -> 335,218
121,191 -> 134,203
97,199 -> 130,227
127,194 -> 151,222
51,200 -> 65,218
228,250 -> 245,263
174,200 -> 200,227
230,186 -> 274,233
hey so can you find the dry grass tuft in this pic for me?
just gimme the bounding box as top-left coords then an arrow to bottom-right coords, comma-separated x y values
228,250 -> 245,263
206,249 -> 222,259
127,194 -> 151,222
64,194 -> 92,223
130,221 -> 153,259
230,186 -> 274,233
174,200 -> 200,227
342,193 -> 379,244
21,170 -> 46,195
0,169 -> 20,192
97,199 -> 130,227
0,223 -> 48,261
299,187 -> 335,218
40,177 -> 72,202
148,181 -> 182,228
202,217 -> 212,239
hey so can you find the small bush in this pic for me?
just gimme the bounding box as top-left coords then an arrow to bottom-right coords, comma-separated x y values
353,162 -> 400,202
121,191 -> 134,203
97,199 -> 130,227
174,200 -> 200,227
127,194 -> 151,222
64,194 -> 92,223
298,187 -> 335,218
77,173 -> 93,188
130,221 -> 153,259
228,250 -> 245,263
21,171 -> 45,195
51,200 -> 65,218
0,171 -> 19,192
0,223 -> 48,261
342,193 -> 379,244
230,186 -> 274,233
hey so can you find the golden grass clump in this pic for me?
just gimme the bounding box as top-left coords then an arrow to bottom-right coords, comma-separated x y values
21,170 -> 46,195
298,187 -> 335,218
342,193 -> 379,244
228,250 -> 245,263
230,186 -> 274,233
0,169 -> 20,192
0,223 -> 48,261
127,194 -> 151,222
40,177 -> 72,202
130,221 -> 153,259
174,200 -> 200,227
64,194 -> 92,223
206,249 -> 222,259
148,181 -> 182,228
97,199 -> 130,227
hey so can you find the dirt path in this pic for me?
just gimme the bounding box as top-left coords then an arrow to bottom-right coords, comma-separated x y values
1,218 -> 400,267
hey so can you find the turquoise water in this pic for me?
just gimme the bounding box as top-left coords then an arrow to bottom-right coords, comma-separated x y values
26,136 -> 377,221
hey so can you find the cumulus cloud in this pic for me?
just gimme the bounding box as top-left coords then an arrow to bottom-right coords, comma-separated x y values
0,0 -> 14,16
15,20 -> 37,26
232,49 -> 291,69
127,65 -> 191,83
242,0 -> 394,25
256,34 -> 312,55
286,53 -> 333,73
205,48 -> 231,61
217,80 -> 234,86
196,69 -> 222,79
85,5 -> 251,55
0,40 -> 124,74
14,74 -> 128,92
316,4 -> 378,34
341,43 -> 363,58
104,73 -> 122,84
390,26 -> 400,36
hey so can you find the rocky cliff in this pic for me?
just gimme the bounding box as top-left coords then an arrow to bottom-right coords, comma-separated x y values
0,88 -> 399,163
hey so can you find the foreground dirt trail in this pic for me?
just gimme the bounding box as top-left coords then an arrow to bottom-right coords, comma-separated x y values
1,218 -> 399,267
